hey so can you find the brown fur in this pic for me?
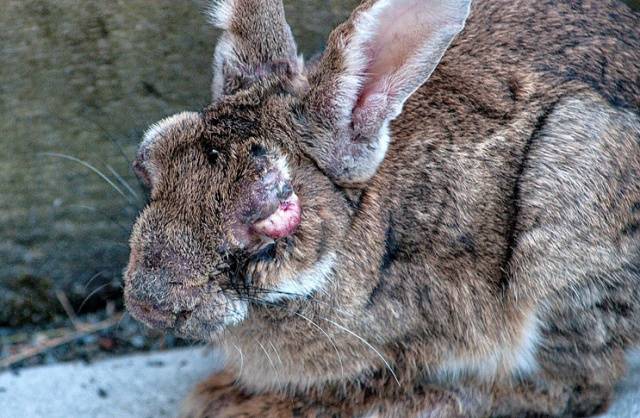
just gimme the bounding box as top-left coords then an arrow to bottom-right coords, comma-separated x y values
124,0 -> 640,416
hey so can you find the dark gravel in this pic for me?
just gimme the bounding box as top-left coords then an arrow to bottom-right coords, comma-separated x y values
0,308 -> 193,371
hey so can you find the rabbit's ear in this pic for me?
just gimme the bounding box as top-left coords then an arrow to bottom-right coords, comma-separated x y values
209,0 -> 302,99
304,0 -> 471,184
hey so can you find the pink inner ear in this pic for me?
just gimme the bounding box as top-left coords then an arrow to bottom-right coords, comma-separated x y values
352,0 -> 426,133
364,1 -> 422,87
355,0 -> 468,119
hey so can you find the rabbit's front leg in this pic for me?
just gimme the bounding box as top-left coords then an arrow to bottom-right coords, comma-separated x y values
181,367 -> 487,418
180,368 -> 355,418
180,369 -> 302,418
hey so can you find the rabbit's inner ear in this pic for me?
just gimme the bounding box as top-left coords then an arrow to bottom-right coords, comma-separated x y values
308,0 -> 471,138
209,0 -> 302,99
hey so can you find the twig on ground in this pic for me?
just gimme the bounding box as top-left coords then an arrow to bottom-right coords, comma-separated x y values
0,313 -> 124,370
55,290 -> 81,331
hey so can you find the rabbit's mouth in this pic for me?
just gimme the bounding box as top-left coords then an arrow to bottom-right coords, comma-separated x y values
125,283 -> 248,340
252,192 -> 301,239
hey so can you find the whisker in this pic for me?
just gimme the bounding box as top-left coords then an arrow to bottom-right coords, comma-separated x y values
40,152 -> 132,204
236,295 -> 346,379
71,204 -> 131,234
106,164 -> 142,204
232,343 -> 244,378
78,282 -> 113,313
318,315 -> 400,386
116,310 -> 130,333
268,340 -> 283,367
256,339 -> 279,379
84,270 -> 108,289
238,295 -> 397,385
66,113 -> 136,172
291,310 -> 345,379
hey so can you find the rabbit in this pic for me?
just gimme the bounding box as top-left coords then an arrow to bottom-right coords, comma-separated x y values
123,0 -> 640,416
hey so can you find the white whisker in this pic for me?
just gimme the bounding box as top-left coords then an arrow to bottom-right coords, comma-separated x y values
232,343 -> 244,378
319,316 -> 400,386
238,295 -> 348,378
40,152 -> 131,203
71,204 -> 131,234
84,270 -> 107,289
293,311 -> 345,379
256,339 -> 279,379
106,164 -> 142,203
78,282 -> 113,313
268,340 -> 283,367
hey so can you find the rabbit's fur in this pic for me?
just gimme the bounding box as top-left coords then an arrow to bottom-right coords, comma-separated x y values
123,0 -> 640,416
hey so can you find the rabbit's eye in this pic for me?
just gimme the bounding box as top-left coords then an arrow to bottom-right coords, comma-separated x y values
208,148 -> 220,165
201,142 -> 220,165
250,144 -> 267,158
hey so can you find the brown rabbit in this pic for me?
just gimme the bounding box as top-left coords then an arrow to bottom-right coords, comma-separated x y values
123,0 -> 640,416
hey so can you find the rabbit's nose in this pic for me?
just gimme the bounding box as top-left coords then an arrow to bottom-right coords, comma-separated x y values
125,295 -> 177,330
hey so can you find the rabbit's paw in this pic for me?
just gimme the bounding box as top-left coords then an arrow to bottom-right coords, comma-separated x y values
180,369 -> 285,418
180,369 -> 343,418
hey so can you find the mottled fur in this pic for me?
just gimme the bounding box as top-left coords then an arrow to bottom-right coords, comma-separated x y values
124,0 -> 640,416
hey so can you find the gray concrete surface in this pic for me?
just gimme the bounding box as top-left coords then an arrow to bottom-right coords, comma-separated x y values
0,347 -> 222,418
0,349 -> 639,418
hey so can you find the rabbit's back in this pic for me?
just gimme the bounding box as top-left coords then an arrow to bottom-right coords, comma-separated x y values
369,0 -> 640,284
359,0 -> 640,369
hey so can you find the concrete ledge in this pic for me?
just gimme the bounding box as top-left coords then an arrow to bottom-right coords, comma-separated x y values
0,347 -> 222,418
1,349 -> 638,417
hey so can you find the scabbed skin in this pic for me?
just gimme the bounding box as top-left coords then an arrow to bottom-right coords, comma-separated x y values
124,0 -> 640,416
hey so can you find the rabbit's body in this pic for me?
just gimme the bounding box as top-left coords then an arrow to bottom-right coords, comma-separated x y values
124,0 -> 640,416
363,0 -> 640,383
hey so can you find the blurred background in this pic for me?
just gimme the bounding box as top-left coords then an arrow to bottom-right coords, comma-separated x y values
0,0 -> 638,369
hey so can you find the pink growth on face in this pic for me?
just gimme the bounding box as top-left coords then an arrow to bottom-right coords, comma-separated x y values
252,193 -> 301,239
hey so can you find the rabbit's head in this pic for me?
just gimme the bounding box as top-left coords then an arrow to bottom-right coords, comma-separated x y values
124,0 -> 470,340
